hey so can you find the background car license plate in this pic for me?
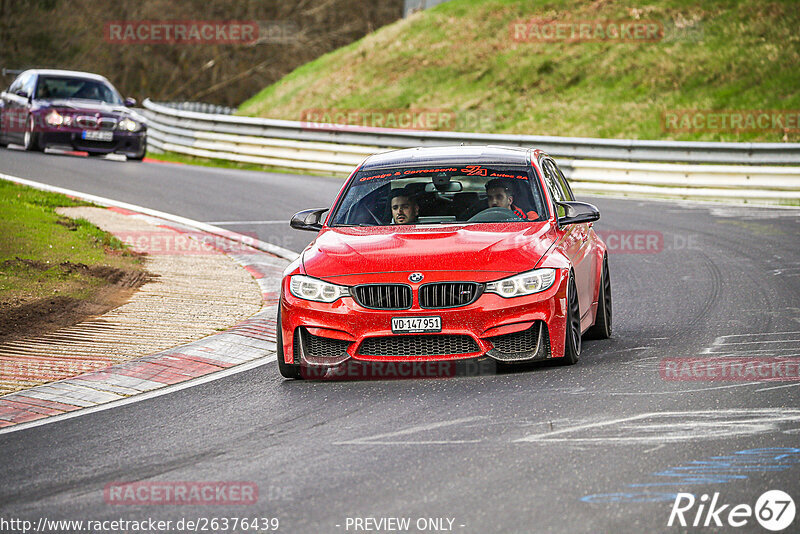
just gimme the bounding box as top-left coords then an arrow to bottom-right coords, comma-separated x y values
391,316 -> 441,333
82,130 -> 113,141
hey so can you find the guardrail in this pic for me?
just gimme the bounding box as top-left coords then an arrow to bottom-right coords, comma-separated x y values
142,99 -> 800,205
563,160 -> 800,202
155,101 -> 236,115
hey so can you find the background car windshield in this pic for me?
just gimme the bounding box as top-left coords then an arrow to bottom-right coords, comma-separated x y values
330,164 -> 548,226
34,76 -> 122,104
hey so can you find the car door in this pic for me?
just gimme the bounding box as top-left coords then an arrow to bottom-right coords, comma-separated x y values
540,157 -> 594,323
2,72 -> 32,144
553,159 -> 598,322
1,74 -> 22,142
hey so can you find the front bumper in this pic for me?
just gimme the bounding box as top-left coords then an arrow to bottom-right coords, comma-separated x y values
280,269 -> 569,368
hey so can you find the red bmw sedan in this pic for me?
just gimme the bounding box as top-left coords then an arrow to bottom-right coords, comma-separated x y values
278,145 -> 611,379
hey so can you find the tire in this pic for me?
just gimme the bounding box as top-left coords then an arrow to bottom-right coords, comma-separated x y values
0,111 -> 7,147
87,152 -> 105,157
560,273 -> 581,365
585,255 -> 612,340
23,116 -> 42,151
276,309 -> 302,379
128,145 -> 146,161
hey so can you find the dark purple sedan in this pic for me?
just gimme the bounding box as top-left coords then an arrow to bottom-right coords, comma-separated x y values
0,69 -> 146,160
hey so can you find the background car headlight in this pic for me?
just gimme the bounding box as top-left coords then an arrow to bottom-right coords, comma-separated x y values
485,268 -> 556,298
117,117 -> 140,132
289,274 -> 349,303
45,110 -> 63,126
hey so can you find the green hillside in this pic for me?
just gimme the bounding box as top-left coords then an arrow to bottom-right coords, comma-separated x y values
238,0 -> 800,142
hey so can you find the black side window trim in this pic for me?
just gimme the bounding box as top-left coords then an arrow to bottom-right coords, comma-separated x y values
539,158 -> 565,218
550,158 -> 575,201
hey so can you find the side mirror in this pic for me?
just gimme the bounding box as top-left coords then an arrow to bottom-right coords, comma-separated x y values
15,90 -> 29,100
124,97 -> 137,107
557,201 -> 600,226
290,208 -> 329,232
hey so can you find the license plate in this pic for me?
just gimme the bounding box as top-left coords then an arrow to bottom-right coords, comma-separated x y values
391,316 -> 441,333
82,130 -> 113,141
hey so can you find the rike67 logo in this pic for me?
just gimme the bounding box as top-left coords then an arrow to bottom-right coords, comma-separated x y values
668,490 -> 795,531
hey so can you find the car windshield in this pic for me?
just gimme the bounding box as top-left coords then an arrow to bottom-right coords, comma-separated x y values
34,76 -> 123,104
330,164 -> 548,227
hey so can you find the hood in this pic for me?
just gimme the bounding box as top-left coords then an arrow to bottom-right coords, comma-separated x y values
302,222 -> 555,282
35,99 -> 135,116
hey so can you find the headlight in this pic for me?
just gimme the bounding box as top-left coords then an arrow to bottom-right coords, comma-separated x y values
45,110 -> 63,126
117,117 -> 140,132
485,268 -> 556,298
289,275 -> 349,303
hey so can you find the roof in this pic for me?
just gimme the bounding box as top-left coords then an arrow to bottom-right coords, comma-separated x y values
359,145 -> 532,170
18,69 -> 111,82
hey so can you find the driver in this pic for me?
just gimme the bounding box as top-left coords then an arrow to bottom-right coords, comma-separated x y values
485,179 -> 526,219
390,188 -> 419,224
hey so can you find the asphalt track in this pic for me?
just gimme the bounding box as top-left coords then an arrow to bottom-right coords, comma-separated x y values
1,147 -> 800,533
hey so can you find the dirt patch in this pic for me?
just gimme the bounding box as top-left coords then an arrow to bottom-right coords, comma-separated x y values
1,258 -> 149,285
0,261 -> 152,343
56,216 -> 80,231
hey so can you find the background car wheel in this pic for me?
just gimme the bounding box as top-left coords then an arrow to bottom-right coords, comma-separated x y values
23,116 -> 42,151
585,255 -> 612,340
560,273 -> 581,365
276,310 -> 302,379
128,148 -> 146,161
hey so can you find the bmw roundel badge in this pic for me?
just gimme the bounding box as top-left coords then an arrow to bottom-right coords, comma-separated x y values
409,272 -> 424,283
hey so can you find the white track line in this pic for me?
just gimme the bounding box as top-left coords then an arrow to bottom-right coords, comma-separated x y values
0,172 -> 299,262
333,416 -> 485,445
0,355 -> 276,435
206,220 -> 288,225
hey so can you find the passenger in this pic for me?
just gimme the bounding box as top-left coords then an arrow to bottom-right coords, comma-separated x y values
390,188 -> 419,224
485,178 -> 526,219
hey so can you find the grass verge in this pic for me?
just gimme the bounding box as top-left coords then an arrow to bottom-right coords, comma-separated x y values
0,179 -> 146,339
148,150 -> 346,178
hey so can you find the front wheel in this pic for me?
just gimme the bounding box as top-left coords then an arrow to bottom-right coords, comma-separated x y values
23,116 -> 42,151
559,273 -> 581,365
128,147 -> 146,161
585,255 -> 612,339
276,309 -> 302,379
